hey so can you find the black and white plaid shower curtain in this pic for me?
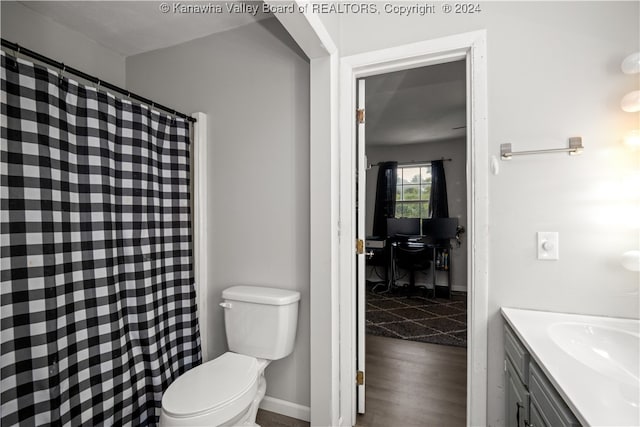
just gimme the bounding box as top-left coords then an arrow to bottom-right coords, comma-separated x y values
0,52 -> 201,426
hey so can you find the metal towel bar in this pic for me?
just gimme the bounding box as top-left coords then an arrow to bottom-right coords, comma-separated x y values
500,137 -> 583,160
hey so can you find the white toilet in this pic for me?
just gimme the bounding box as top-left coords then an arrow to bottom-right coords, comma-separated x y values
159,285 -> 300,426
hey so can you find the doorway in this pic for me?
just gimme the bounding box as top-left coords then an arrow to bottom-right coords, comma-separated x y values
362,61 -> 468,343
338,31 -> 489,427
357,61 -> 468,426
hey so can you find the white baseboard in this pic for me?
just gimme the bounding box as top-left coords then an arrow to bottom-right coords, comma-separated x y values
451,284 -> 467,292
259,396 -> 310,422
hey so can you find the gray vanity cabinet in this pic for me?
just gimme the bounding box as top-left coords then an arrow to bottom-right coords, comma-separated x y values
528,363 -> 581,427
504,324 -> 531,427
505,358 -> 529,427
504,325 -> 581,427
528,399 -> 546,427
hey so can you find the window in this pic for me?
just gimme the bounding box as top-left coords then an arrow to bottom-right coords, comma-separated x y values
395,164 -> 431,219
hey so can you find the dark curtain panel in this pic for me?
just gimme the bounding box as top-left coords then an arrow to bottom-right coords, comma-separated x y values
429,160 -> 449,218
372,161 -> 398,237
1,52 -> 201,426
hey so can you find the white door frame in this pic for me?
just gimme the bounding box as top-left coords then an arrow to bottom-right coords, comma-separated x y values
338,30 -> 489,427
267,4 -> 342,426
355,79 -> 367,414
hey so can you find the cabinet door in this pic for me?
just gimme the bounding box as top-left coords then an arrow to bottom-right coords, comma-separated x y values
529,363 -> 581,426
506,359 -> 530,427
530,397 -> 549,427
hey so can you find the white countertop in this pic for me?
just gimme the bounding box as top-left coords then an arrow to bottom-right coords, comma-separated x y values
501,308 -> 640,427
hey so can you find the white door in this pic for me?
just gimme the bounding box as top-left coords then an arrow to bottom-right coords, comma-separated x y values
356,78 -> 367,414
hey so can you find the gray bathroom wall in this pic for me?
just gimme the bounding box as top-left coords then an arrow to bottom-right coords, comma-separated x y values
0,1 -> 126,86
337,2 -> 640,425
126,18 -> 311,409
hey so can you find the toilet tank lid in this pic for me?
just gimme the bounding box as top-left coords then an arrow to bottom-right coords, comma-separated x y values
222,286 -> 300,305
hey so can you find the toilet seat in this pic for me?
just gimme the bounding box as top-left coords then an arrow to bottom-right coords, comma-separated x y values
161,352 -> 260,424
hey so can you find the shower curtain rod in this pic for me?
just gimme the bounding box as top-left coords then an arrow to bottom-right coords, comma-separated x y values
1,38 -> 196,123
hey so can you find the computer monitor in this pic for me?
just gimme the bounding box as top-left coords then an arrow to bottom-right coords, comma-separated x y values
386,218 -> 420,238
421,217 -> 459,240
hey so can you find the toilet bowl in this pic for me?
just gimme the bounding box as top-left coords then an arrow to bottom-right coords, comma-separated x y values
159,353 -> 267,426
159,286 -> 300,426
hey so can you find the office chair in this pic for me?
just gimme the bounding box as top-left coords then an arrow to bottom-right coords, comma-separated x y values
394,244 -> 431,291
386,218 -> 430,295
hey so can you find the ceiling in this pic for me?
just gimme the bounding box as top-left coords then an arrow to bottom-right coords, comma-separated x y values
19,1 -> 272,56
365,60 -> 466,146
18,2 -> 464,146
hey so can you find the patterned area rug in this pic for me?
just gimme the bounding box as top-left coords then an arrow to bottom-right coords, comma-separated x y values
366,284 -> 467,347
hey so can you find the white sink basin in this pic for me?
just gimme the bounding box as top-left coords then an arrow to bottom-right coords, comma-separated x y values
549,322 -> 640,386
503,308 -> 640,426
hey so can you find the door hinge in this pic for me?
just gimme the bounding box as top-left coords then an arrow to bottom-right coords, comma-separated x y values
356,370 -> 364,385
356,239 -> 364,254
356,108 -> 365,124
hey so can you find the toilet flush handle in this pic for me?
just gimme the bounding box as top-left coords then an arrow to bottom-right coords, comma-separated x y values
219,302 -> 232,309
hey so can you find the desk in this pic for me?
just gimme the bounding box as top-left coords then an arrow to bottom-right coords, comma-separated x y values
425,240 -> 453,299
365,237 -> 388,286
387,238 -> 453,299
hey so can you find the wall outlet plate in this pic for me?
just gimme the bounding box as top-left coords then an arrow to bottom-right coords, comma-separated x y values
537,232 -> 559,260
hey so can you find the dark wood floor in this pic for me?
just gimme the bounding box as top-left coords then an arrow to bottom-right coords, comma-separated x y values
256,334 -> 466,427
356,334 -> 467,427
256,409 -> 309,427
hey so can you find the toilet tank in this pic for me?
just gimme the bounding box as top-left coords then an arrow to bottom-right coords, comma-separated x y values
221,286 -> 300,360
